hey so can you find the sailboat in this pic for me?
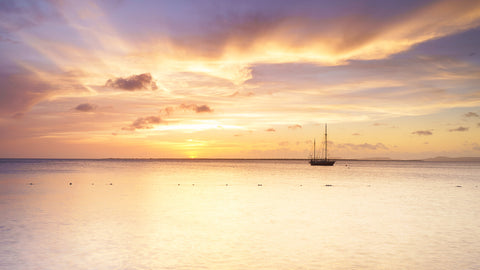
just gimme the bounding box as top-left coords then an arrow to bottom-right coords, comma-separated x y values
310,124 -> 335,166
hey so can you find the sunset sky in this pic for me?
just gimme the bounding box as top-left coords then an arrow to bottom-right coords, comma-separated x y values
1,0 -> 480,159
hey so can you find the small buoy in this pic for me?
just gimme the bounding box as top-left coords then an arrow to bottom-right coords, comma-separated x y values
109,183 -> 113,185
28,182 -> 33,185
325,184 -> 332,187
258,184 -> 262,186
69,182 -> 72,186
456,185 -> 462,188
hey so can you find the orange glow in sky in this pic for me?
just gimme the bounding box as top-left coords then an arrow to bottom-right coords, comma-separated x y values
1,0 -> 480,159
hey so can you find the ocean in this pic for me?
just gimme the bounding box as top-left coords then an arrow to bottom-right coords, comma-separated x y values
0,159 -> 479,269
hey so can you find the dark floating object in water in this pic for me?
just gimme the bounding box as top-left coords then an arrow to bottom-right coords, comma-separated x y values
258,184 -> 263,186
192,184 -> 195,186
325,184 -> 333,187
178,184 -> 180,186
28,182 -> 33,185
226,184 -> 228,186
109,183 -> 113,185
456,185 -> 462,187
69,182 -> 72,186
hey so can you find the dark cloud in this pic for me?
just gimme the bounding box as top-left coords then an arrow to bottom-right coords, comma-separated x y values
105,73 -> 157,91
464,112 -> 479,118
412,130 -> 433,136
288,124 -> 302,130
179,104 -> 213,113
74,103 -> 97,112
123,116 -> 164,131
449,126 -> 469,132
265,128 -> 276,132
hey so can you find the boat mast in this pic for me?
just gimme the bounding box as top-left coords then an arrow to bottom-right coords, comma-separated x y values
324,123 -> 328,161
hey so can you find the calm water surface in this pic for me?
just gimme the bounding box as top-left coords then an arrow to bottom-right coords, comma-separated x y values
0,159 -> 479,269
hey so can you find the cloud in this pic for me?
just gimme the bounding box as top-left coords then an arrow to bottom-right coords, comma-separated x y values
0,71 -> 60,116
0,0 -> 64,32
464,112 -> 479,118
473,143 -> 480,151
161,106 -> 175,116
449,126 -> 469,132
412,130 -> 433,136
179,104 -> 213,113
74,103 -> 97,112
288,124 -> 302,130
105,73 -> 157,91
278,141 -> 289,146
133,0 -> 480,65
265,128 -> 276,132
228,91 -> 255,97
123,116 -> 164,131
11,112 -> 24,119
339,143 -> 389,150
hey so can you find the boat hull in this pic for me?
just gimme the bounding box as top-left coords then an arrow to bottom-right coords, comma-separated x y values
309,160 -> 335,166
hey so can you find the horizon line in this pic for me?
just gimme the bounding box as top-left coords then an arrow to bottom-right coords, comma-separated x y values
1,157 -> 479,161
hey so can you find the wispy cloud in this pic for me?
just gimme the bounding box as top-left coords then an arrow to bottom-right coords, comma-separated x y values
464,112 -> 479,118
449,126 -> 469,132
179,104 -> 213,113
278,141 -> 289,146
338,143 -> 389,150
123,116 -> 164,131
412,130 -> 433,136
288,124 -> 302,130
473,143 -> 480,151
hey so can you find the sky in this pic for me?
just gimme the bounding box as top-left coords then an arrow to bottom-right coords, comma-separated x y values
0,0 -> 480,159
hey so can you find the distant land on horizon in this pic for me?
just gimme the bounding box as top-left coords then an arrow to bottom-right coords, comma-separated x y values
422,156 -> 480,162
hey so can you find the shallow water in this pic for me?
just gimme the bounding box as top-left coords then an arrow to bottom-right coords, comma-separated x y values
0,159 -> 479,269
